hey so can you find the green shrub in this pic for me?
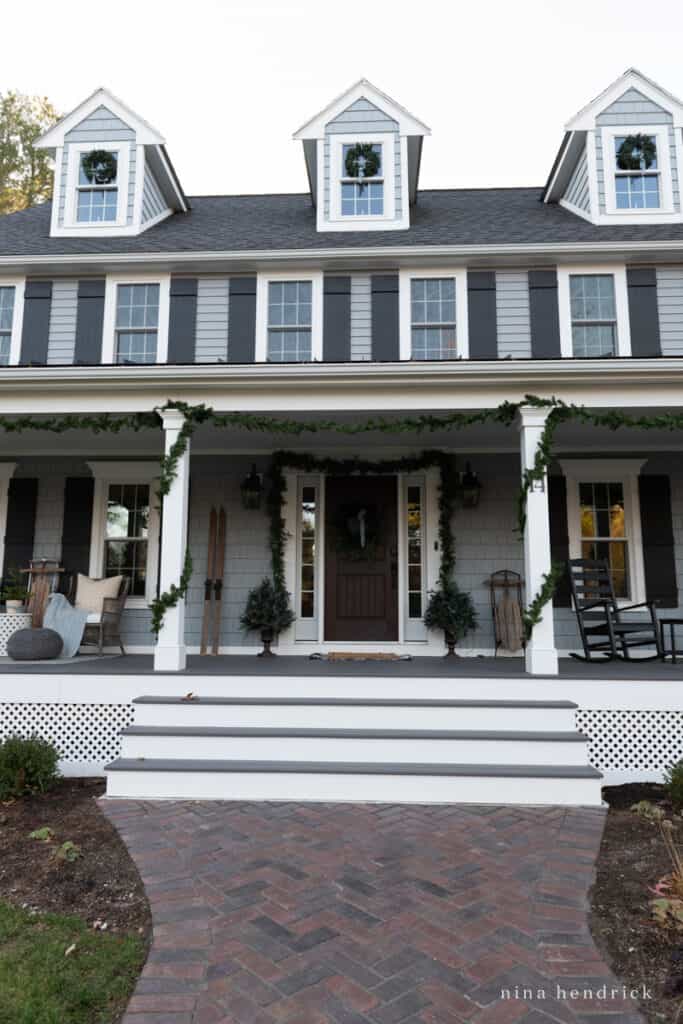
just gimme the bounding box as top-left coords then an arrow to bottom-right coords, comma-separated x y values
665,760 -> 683,812
0,734 -> 60,799
240,578 -> 295,636
424,581 -> 478,641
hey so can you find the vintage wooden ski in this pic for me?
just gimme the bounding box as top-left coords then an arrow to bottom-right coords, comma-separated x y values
200,506 -> 217,655
211,506 -> 227,656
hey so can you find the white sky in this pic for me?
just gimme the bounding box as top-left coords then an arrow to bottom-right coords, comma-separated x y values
10,0 -> 683,197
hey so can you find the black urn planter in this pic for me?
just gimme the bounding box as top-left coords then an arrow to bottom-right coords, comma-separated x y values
258,628 -> 276,657
444,631 -> 459,658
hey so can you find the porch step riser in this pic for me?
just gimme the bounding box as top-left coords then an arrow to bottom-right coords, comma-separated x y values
119,734 -> 590,766
132,706 -> 576,731
105,769 -> 603,805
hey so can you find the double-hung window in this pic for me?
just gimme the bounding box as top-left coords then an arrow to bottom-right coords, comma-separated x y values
115,284 -> 160,363
0,287 -> 15,365
341,143 -> 384,217
77,151 -> 119,223
570,274 -> 617,357
105,483 -> 150,597
614,135 -> 660,210
410,278 -> 457,360
267,281 -> 312,362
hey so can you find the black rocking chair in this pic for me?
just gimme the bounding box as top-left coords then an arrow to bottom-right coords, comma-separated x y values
568,558 -> 662,662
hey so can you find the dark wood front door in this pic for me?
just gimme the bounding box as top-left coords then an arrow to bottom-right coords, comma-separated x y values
324,476 -> 398,641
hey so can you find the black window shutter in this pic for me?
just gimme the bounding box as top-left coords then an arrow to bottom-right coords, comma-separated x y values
627,268 -> 661,358
19,281 -> 52,365
60,477 -> 95,579
467,271 -> 497,359
528,270 -> 561,359
323,276 -> 351,362
74,279 -> 106,365
548,475 -> 572,607
371,275 -> 399,361
167,278 -> 198,363
228,277 -> 256,363
2,478 -> 37,579
639,474 -> 677,607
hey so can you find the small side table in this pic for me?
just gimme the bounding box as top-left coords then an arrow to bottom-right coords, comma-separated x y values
659,618 -> 683,663
0,612 -> 32,656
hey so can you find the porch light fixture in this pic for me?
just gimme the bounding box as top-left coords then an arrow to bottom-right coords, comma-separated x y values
240,465 -> 263,510
459,462 -> 482,508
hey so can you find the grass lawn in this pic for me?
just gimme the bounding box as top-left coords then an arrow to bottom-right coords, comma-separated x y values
0,901 -> 147,1024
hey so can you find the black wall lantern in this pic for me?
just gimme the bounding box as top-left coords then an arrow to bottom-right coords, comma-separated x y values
240,464 -> 263,510
458,462 -> 482,508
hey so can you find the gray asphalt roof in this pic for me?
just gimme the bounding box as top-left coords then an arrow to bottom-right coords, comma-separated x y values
2,188 -> 683,256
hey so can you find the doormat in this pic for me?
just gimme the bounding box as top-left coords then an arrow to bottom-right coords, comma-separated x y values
310,652 -> 412,662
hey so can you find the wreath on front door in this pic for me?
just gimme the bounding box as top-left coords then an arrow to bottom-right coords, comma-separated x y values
81,149 -> 118,184
344,143 -> 381,179
616,134 -> 657,171
333,503 -> 380,560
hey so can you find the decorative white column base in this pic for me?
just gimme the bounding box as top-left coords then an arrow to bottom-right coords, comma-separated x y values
154,643 -> 187,673
525,645 -> 559,676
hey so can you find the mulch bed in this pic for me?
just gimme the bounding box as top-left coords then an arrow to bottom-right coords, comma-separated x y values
0,777 -> 150,937
590,782 -> 683,1024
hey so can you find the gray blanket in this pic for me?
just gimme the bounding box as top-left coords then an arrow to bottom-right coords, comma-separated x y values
43,594 -> 88,658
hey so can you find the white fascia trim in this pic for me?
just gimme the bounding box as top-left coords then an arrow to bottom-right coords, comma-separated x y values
559,457 -> 647,606
324,132 -> 405,231
557,263 -> 631,358
255,269 -> 323,363
601,124 -> 676,218
0,276 -> 26,366
62,141 -> 131,230
566,69 -> 683,131
154,145 -> 189,212
558,197 -> 594,224
36,87 -> 164,148
398,267 -> 468,360
293,78 -> 430,140
101,271 -> 171,365
86,459 -> 160,608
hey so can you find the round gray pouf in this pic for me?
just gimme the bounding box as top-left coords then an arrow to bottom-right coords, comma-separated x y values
7,627 -> 63,661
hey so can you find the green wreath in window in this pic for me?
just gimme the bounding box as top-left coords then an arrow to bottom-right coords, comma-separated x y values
344,143 -> 381,179
616,134 -> 657,171
81,149 -> 118,185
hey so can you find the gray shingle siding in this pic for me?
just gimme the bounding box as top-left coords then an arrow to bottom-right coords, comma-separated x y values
350,274 -> 372,360
195,278 -> 229,362
58,106 -> 137,228
47,280 -> 78,365
563,147 -> 590,214
495,272 -> 531,358
142,164 -> 167,224
657,267 -> 683,355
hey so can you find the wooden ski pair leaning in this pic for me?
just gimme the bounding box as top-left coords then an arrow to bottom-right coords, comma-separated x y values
200,506 -> 226,655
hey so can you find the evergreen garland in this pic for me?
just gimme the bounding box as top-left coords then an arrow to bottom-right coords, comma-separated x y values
149,549 -> 193,635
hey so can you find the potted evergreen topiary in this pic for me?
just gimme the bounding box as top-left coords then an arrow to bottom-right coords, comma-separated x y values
1,570 -> 28,615
240,578 -> 295,656
424,580 -> 477,656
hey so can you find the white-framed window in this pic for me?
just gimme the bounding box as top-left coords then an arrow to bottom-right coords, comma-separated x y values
560,459 -> 646,605
600,126 -> 674,217
101,274 -> 170,365
255,272 -> 323,363
398,269 -> 468,360
557,266 -> 631,358
327,133 -> 397,225
0,278 -> 24,366
63,142 -> 131,229
87,462 -> 161,608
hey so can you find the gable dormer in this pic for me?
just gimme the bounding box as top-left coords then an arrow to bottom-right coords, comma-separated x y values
294,79 -> 429,232
36,88 -> 188,238
544,68 -> 683,226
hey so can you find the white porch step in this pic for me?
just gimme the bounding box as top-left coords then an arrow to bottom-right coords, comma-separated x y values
104,758 -> 603,806
132,695 -> 579,732
120,725 -> 591,766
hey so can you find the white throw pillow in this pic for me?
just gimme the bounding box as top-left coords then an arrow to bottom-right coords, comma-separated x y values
75,574 -> 124,615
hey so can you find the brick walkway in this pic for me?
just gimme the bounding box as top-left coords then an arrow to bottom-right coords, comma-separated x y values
102,801 -> 643,1024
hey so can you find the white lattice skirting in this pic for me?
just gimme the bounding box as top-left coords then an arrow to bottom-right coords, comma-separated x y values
577,709 -> 683,779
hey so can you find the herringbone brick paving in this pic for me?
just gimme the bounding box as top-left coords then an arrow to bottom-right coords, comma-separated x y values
102,800 -> 644,1024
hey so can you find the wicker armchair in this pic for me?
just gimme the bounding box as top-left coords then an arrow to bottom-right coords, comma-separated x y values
76,576 -> 130,655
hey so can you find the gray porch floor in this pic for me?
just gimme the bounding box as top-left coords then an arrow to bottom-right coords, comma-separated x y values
1,653 -> 683,679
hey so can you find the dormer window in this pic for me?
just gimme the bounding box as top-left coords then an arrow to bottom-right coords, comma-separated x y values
614,134 -> 659,209
77,150 -> 119,222
341,143 -> 383,216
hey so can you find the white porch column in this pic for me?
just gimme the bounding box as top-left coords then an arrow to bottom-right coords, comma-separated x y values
517,406 -> 558,676
0,463 -> 16,576
154,410 -> 190,672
